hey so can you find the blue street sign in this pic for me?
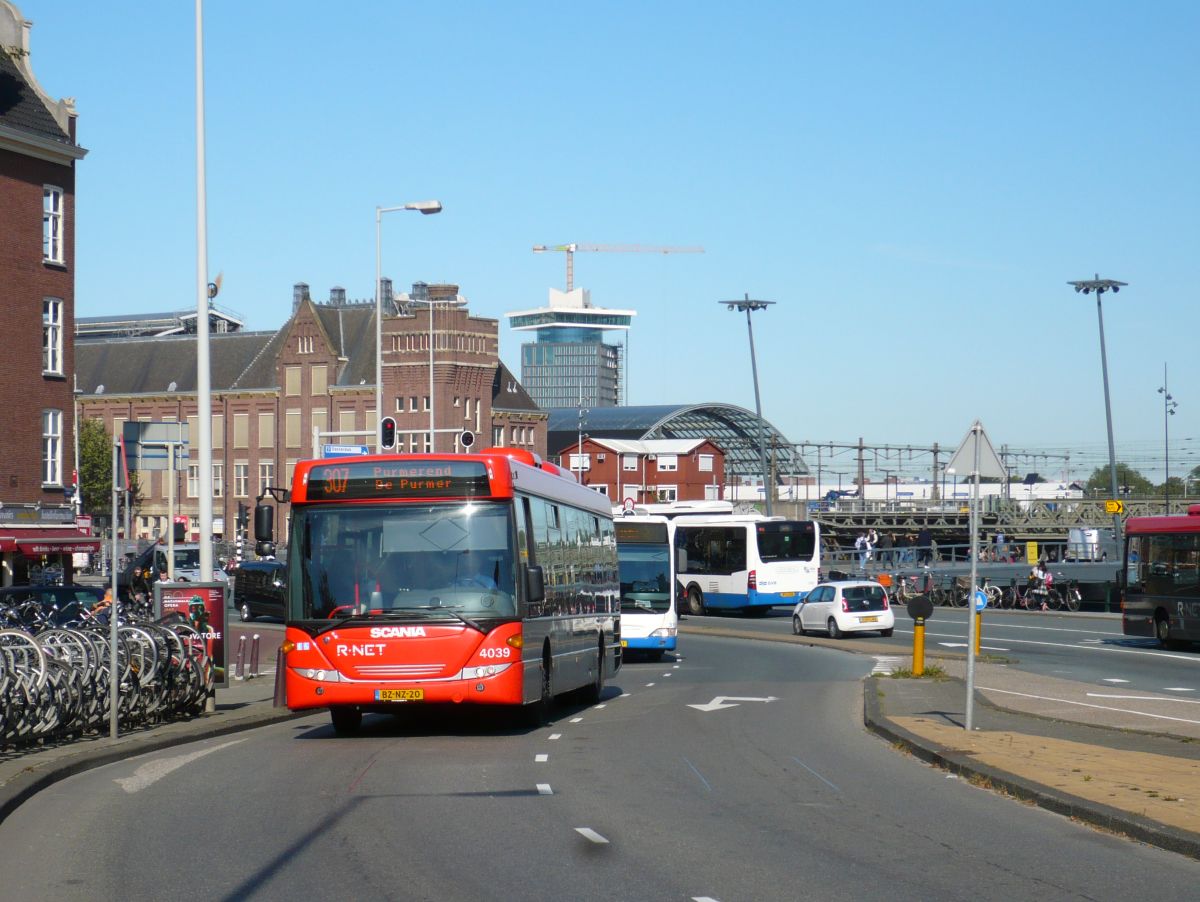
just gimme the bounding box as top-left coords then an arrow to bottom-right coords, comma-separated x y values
974,589 -> 988,612
323,444 -> 370,458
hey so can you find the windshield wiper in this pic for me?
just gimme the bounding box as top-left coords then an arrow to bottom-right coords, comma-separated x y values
405,605 -> 485,633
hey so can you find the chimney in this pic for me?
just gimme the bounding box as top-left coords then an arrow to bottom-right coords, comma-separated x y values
292,282 -> 310,313
380,277 -> 394,312
330,286 -> 346,307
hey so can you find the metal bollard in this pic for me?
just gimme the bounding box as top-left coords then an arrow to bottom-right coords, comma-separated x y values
249,634 -> 260,678
235,635 -> 247,681
273,647 -> 288,707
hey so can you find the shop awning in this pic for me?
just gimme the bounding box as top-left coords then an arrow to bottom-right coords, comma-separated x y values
0,530 -> 101,555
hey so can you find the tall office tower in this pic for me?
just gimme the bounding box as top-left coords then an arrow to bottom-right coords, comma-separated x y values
506,288 -> 635,409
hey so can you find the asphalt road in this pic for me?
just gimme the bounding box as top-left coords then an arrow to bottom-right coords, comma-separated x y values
695,606 -> 1200,694
2,634 -> 1198,900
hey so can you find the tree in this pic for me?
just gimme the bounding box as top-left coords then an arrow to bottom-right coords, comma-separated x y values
78,418 -> 143,519
1085,463 -> 1154,497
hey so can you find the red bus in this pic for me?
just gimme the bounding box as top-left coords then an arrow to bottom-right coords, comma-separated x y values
257,448 -> 621,733
1122,504 -> 1200,648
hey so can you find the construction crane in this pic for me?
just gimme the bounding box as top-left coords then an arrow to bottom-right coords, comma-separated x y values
532,243 -> 704,292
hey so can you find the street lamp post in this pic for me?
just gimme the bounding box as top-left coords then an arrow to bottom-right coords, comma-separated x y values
1158,363 -> 1178,512
720,294 -> 775,515
1068,274 -> 1127,542
375,201 -> 442,451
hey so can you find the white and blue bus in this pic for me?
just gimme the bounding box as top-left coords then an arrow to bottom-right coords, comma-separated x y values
614,515 -> 679,660
674,516 -> 821,616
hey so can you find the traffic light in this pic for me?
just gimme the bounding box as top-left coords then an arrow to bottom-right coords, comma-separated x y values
173,520 -> 186,543
380,416 -> 397,450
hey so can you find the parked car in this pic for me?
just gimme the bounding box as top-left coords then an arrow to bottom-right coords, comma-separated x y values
233,560 -> 287,621
0,584 -> 106,626
792,580 -> 894,638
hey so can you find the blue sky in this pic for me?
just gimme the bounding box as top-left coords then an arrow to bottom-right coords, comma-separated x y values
19,1 -> 1200,484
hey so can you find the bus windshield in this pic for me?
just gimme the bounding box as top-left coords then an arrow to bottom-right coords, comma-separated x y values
755,521 -> 817,561
618,546 -> 672,613
289,501 -> 517,620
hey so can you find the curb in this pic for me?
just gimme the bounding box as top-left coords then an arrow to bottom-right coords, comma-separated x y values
0,705 -> 304,828
862,682 -> 1200,861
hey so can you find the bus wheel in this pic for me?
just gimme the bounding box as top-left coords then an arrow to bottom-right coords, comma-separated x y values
1156,612 -> 1175,647
330,706 -> 362,735
687,587 -> 706,616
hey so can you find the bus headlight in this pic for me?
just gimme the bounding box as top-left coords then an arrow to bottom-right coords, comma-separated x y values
459,662 -> 512,680
294,667 -> 342,682
650,628 -> 677,638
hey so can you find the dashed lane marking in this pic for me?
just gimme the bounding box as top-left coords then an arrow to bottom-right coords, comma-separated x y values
1165,688 -> 1195,692
537,784 -> 553,795
548,733 -> 561,740
570,717 -> 583,723
575,827 -> 609,844
535,754 -> 549,763
1102,678 -> 1130,684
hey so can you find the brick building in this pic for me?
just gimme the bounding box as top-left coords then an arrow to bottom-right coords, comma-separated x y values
0,3 -> 94,586
76,284 -> 546,547
558,437 -> 725,505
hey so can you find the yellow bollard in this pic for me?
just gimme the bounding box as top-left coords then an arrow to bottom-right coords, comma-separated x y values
974,610 -> 982,655
913,618 -> 926,676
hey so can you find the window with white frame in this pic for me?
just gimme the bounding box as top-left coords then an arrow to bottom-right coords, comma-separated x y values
622,454 -> 638,471
43,299 -> 63,374
298,335 -> 314,354
234,462 -> 249,498
698,453 -> 714,472
187,464 -> 200,498
657,485 -> 678,502
258,461 -> 274,497
656,454 -> 678,472
212,462 -> 224,498
43,186 -> 64,263
590,484 -> 609,496
569,453 -> 590,471
41,409 -> 62,485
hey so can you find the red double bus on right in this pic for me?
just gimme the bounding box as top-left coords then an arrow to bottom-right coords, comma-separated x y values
1122,504 -> 1200,648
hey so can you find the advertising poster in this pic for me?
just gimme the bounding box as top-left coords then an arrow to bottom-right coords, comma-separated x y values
156,582 -> 229,689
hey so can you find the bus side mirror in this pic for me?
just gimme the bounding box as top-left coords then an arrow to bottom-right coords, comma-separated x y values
676,549 -> 687,573
525,564 -> 545,604
254,504 -> 274,543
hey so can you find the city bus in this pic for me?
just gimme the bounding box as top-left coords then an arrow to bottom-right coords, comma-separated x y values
673,516 -> 821,616
257,448 -> 621,733
1122,504 -> 1200,648
614,515 -> 679,660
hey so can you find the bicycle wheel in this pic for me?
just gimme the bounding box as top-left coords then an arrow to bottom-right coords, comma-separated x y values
985,585 -> 1003,608
1065,587 -> 1081,613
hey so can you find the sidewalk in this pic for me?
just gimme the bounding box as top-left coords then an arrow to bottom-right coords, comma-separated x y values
0,668 -> 300,826
682,622 -> 1200,859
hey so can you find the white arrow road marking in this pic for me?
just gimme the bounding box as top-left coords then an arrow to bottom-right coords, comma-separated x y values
871,655 -> 905,675
115,738 -> 246,794
688,695 -> 779,712
937,642 -> 1010,651
575,827 -> 609,844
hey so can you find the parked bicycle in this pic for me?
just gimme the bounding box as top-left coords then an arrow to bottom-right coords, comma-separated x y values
894,570 -> 947,607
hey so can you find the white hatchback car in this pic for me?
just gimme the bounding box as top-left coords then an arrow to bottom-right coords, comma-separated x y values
792,580 -> 894,639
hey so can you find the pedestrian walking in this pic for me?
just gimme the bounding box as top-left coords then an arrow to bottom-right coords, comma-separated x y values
917,527 -> 933,565
879,531 -> 894,568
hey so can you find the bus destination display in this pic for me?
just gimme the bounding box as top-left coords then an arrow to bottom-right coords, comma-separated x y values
308,460 -> 492,500
615,521 -> 669,544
